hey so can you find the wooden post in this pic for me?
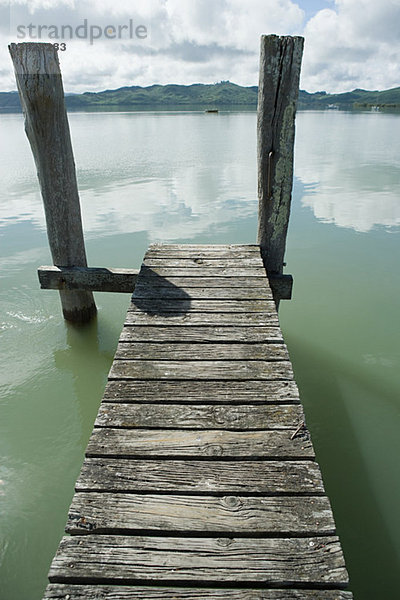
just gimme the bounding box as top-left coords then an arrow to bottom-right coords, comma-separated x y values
9,42 -> 96,323
257,35 -> 304,277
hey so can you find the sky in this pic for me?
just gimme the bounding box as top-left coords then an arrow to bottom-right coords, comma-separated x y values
0,0 -> 399,94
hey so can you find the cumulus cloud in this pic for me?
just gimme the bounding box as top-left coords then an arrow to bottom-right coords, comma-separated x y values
0,0 -> 399,92
0,0 -> 304,92
302,0 -> 400,91
161,0 -> 303,49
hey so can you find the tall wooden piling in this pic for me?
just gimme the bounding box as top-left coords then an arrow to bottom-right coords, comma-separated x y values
9,43 -> 96,323
257,35 -> 304,277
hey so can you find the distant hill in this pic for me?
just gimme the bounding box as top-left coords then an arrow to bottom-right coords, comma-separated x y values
66,81 -> 259,109
0,90 -> 20,109
1,81 -> 400,111
297,87 -> 400,110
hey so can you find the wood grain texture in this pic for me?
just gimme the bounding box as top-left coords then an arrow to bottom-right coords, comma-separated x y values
38,266 -> 138,293
76,458 -> 325,494
133,284 -> 273,300
44,585 -> 354,599
129,299 -> 276,314
134,276 -> 271,289
48,535 -> 349,586
138,267 -> 267,277
86,428 -> 313,459
148,243 -> 261,253
146,244 -> 261,257
119,326 -> 283,343
143,258 -> 263,268
102,380 -> 300,404
124,313 -> 279,326
115,342 -> 289,361
109,360 -> 293,381
134,276 -> 290,303
132,283 -> 273,299
9,43 -> 96,322
42,244 -> 352,598
94,403 -> 305,430
67,493 -> 335,535
257,35 -> 304,275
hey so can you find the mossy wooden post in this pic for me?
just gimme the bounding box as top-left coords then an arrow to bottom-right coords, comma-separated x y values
257,35 -> 304,291
9,42 -> 96,323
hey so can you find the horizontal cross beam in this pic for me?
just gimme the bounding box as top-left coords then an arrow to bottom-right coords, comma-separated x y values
38,266 -> 292,300
38,266 -> 139,293
268,273 -> 293,300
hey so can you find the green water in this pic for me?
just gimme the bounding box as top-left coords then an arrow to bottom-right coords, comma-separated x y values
0,109 -> 399,599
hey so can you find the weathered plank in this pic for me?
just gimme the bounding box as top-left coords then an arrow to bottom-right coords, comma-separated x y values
148,243 -> 261,253
36,262 -> 290,299
133,283 -> 273,300
36,263 -> 292,304
44,585 -> 354,599
134,276 -> 271,288
115,342 -> 289,361
48,535 -> 349,586
119,326 -> 283,343
76,458 -> 325,494
109,360 -> 293,381
143,258 -> 263,268
134,279 -> 290,302
95,403 -> 304,430
86,428 -> 313,459
38,266 -> 138,293
129,299 -> 276,313
67,493 -> 335,535
125,312 -> 279,326
102,380 -> 300,404
139,267 -> 267,277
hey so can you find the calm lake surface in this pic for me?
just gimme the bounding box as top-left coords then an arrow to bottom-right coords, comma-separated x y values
0,108 -> 399,599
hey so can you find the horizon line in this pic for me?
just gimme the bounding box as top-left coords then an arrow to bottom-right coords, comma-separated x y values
1,81 -> 399,96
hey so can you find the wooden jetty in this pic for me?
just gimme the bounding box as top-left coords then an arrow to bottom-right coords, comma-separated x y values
43,243 -> 353,599
8,37 -> 353,599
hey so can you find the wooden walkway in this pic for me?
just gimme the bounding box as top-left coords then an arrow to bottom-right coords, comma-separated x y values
43,244 -> 353,600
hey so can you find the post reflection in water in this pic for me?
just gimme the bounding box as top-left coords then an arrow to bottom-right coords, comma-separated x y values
53,317 -> 114,447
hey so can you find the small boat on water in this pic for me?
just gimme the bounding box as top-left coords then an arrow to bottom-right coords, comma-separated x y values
205,109 -> 219,113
